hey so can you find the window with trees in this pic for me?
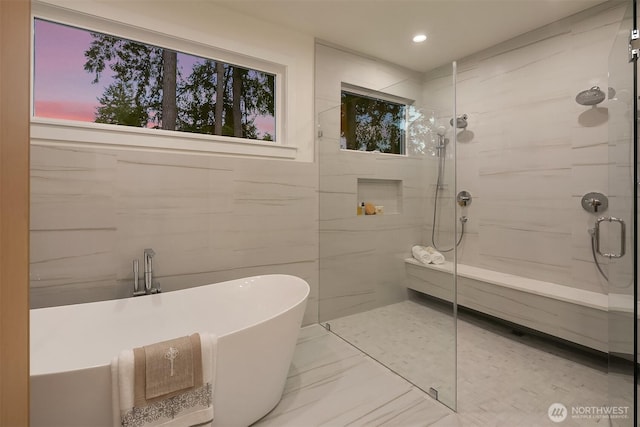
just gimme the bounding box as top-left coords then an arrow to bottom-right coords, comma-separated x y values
33,18 -> 276,141
340,90 -> 406,155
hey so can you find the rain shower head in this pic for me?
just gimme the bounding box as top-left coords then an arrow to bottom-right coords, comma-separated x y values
576,86 -> 605,106
450,114 -> 468,129
436,125 -> 447,136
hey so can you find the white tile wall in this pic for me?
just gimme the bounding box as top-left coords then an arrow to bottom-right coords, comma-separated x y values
423,2 -> 627,294
316,44 -> 447,321
30,144 -> 320,325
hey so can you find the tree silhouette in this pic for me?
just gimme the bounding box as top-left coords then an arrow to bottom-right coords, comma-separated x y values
341,91 -> 405,153
225,66 -> 275,139
84,33 -> 169,127
95,82 -> 148,127
177,59 -> 218,134
180,62 -> 274,139
232,67 -> 244,137
214,61 -> 225,135
162,50 -> 177,130
84,31 -> 275,140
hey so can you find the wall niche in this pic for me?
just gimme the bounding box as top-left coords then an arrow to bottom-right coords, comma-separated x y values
357,178 -> 402,215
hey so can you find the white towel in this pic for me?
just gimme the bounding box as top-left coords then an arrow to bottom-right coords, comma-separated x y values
111,333 -> 217,427
411,245 -> 432,265
424,246 -> 445,265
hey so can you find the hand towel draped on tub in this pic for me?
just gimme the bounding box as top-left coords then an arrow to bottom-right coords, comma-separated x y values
111,333 -> 217,427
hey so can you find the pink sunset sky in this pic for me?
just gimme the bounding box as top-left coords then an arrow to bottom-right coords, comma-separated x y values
34,19 -> 276,138
34,19 -> 103,121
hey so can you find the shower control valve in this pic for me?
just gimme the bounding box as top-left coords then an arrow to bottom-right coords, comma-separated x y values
456,191 -> 472,207
581,192 -> 608,214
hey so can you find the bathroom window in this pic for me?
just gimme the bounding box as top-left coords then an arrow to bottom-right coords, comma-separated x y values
341,89 -> 407,155
33,18 -> 277,142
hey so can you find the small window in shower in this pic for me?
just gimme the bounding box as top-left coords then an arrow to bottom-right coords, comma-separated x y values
340,87 -> 407,155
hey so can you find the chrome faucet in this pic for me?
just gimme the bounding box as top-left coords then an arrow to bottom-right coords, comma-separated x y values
133,248 -> 161,296
132,259 -> 145,296
144,248 -> 155,292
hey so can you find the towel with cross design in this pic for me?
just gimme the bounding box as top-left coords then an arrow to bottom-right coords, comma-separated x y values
111,332 -> 217,427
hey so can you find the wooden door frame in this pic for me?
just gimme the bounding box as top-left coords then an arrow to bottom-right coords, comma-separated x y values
0,0 -> 31,425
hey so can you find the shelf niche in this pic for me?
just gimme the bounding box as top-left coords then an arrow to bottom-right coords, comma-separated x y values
357,178 -> 402,215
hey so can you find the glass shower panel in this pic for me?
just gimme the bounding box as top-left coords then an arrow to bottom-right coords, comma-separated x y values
316,56 -> 457,410
607,2 -> 636,425
451,4 -> 627,423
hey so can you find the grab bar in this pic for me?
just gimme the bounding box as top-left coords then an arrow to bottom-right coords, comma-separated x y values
595,216 -> 626,259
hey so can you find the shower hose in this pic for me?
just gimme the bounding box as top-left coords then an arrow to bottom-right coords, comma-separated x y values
590,230 -> 608,281
430,151 -> 465,253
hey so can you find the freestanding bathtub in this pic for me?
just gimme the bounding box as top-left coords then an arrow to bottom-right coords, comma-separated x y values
30,274 -> 310,427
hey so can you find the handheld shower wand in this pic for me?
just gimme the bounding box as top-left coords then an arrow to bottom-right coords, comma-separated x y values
430,122 -> 469,252
435,125 -> 448,160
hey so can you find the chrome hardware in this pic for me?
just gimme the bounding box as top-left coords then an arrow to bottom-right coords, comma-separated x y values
436,135 -> 450,158
594,216 -> 626,259
457,190 -> 472,207
460,216 -> 469,223
132,248 -> 161,296
144,248 -> 155,293
581,192 -> 608,213
143,248 -> 161,294
630,29 -> 640,62
132,259 -> 146,296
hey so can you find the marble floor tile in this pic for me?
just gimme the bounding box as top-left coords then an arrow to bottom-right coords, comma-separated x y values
259,297 -> 631,426
326,300 -> 457,406
253,324 -> 452,427
325,298 -> 614,426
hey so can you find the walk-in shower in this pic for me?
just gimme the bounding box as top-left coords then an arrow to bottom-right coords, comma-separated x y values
317,1 -> 638,423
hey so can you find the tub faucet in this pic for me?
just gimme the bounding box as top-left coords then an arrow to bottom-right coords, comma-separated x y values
132,259 -> 146,296
143,248 -> 161,294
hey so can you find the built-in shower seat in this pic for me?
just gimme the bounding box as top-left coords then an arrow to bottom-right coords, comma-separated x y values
404,258 -> 609,353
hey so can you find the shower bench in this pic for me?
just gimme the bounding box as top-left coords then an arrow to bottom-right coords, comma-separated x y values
404,258 -> 609,353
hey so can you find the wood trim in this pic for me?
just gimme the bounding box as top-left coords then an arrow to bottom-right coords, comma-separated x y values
0,0 -> 30,425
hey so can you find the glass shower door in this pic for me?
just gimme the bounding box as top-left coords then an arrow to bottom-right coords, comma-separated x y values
606,1 -> 636,425
316,47 -> 458,410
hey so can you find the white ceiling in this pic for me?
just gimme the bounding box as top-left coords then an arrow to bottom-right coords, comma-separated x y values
213,0 -> 608,73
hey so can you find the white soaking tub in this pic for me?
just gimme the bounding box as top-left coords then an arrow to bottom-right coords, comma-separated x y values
30,274 -> 310,427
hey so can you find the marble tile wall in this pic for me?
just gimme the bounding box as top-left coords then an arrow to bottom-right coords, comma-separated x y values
422,2 -> 628,295
30,143 -> 319,325
316,44 -> 452,321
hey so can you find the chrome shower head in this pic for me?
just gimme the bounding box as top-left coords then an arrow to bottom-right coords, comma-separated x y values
450,114 -> 468,129
576,86 -> 605,106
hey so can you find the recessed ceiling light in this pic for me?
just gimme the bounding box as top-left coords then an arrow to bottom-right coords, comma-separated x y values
412,34 -> 427,43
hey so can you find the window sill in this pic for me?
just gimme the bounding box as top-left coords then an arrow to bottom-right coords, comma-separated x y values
339,148 -> 408,158
30,118 -> 298,159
